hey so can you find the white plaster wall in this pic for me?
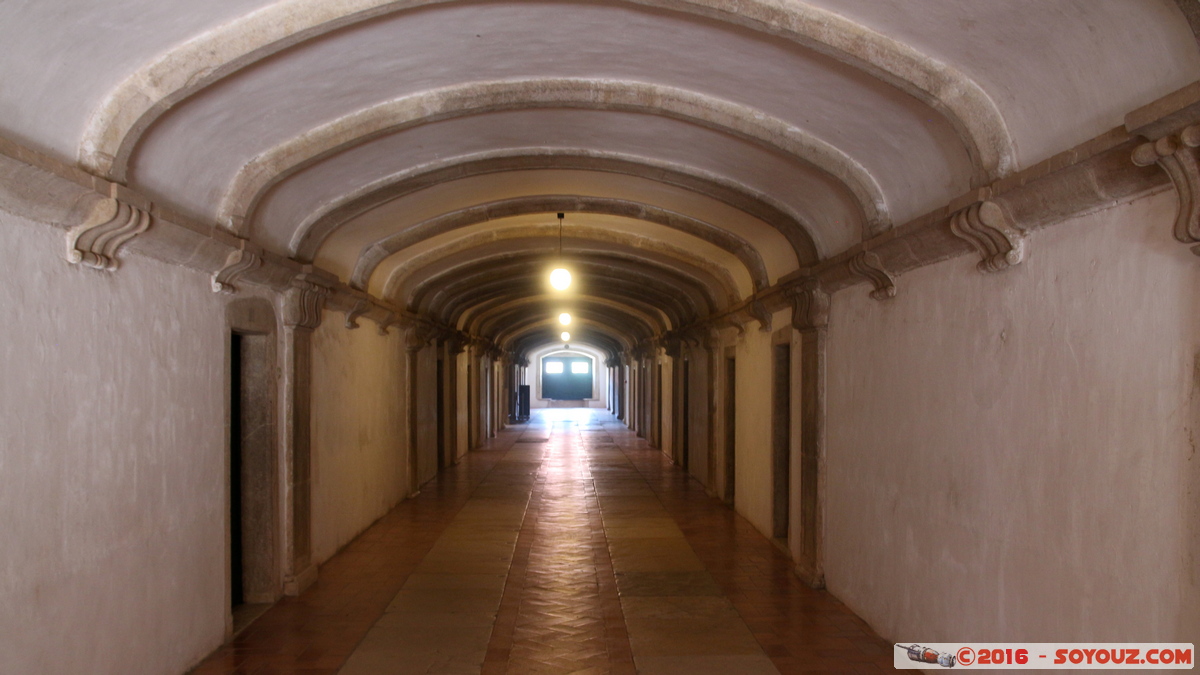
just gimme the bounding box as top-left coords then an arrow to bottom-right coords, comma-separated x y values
825,191 -> 1200,643
733,309 -> 792,537
0,213 -> 229,674
310,319 -> 407,564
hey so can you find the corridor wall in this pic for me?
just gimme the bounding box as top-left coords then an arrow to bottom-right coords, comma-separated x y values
310,320 -> 408,565
823,191 -> 1200,643
0,212 -> 230,674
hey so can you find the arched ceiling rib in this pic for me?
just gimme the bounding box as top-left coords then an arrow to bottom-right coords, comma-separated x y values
489,308 -> 653,346
409,254 -> 715,325
439,275 -> 687,332
258,111 -> 864,258
511,329 -> 624,362
461,296 -> 667,337
77,0 -> 1013,183
211,78 -> 889,236
347,196 -> 770,292
398,242 -> 736,313
288,149 -> 819,265
2,0 -> 1198,365
499,317 -> 633,357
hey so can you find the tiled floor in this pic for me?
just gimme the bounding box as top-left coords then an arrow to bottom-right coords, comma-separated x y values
190,409 -> 891,674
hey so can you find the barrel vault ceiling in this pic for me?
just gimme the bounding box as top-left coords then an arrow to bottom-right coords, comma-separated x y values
3,0 -> 1198,357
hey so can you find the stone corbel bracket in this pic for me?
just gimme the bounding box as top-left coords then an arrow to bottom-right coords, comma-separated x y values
64,197 -> 151,270
709,315 -> 746,336
1132,126 -> 1200,254
847,250 -> 896,300
949,199 -> 1026,272
660,335 -> 683,359
747,299 -> 772,332
787,280 -> 830,331
446,332 -> 470,355
343,300 -> 370,329
211,241 -> 263,294
283,277 -> 333,330
377,312 -> 405,336
405,322 -> 441,352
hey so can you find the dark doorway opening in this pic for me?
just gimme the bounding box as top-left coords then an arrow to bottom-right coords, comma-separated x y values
542,356 -> 593,400
772,343 -> 791,541
655,363 -> 663,447
230,333 -> 245,608
436,358 -> 445,470
681,360 -> 690,471
229,331 -> 276,628
724,355 -> 736,504
799,330 -> 821,581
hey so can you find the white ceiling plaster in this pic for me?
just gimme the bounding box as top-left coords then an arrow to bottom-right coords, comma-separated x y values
803,0 -> 1200,165
0,0 -> 271,158
348,213 -> 755,299
0,0 -> 1196,333
129,1 -> 970,228
251,110 -> 860,257
294,169 -> 797,282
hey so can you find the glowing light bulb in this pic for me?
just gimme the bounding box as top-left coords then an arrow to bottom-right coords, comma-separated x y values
561,331 -> 571,342
550,268 -> 571,290
558,312 -> 572,325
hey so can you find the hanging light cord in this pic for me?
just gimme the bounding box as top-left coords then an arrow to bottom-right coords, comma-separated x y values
558,212 -> 564,257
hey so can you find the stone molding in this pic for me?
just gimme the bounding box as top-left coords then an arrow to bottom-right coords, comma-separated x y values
376,312 -> 402,335
343,300 -> 369,329
64,197 -> 150,271
847,251 -> 896,300
283,277 -> 332,330
217,79 -> 888,238
211,241 -> 263,293
405,322 -> 442,353
948,200 -> 1026,272
1132,126 -> 1200,255
787,281 -> 830,331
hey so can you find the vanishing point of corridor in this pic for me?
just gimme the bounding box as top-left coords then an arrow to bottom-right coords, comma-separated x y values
191,409 -> 890,675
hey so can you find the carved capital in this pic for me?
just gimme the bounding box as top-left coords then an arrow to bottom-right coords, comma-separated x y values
847,251 -> 896,300
211,242 -> 262,294
949,200 -> 1025,272
787,280 -> 830,330
1133,125 -> 1200,255
283,278 -> 331,330
64,197 -> 151,271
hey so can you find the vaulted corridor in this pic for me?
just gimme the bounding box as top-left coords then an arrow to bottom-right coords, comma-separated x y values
4,3 -> 1200,672
191,409 -> 889,674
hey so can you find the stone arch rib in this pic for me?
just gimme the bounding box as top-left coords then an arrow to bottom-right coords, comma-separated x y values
348,195 -> 771,292
79,0 -> 1012,186
291,148 -> 821,263
216,79 -> 887,237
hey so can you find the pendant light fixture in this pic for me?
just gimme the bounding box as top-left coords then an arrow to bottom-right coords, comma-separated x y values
549,212 -> 571,291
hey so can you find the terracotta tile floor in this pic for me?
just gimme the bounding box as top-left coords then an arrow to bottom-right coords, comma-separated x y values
189,409 -> 891,674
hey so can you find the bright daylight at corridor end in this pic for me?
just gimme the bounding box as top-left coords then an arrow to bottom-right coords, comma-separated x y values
1,1 -> 1199,674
